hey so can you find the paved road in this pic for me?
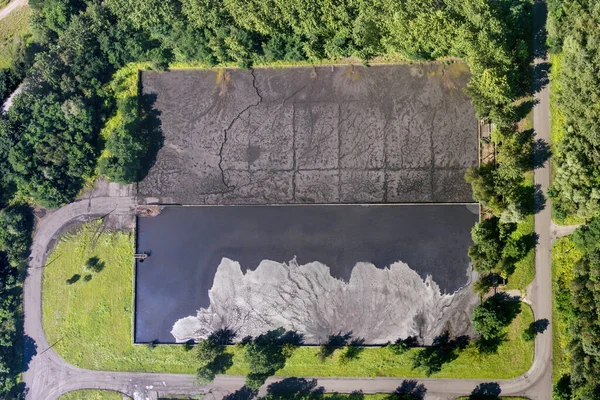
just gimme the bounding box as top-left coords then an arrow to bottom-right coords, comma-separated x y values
21,2 -> 555,399
0,0 -> 27,21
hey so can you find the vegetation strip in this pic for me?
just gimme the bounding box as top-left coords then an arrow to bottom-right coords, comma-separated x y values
59,390 -> 125,400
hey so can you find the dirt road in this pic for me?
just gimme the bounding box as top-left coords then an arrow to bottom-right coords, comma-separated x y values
0,0 -> 27,21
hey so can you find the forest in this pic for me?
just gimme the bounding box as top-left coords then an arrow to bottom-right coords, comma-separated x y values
0,0 -> 534,396
547,0 -> 600,398
547,0 -> 600,221
552,219 -> 600,400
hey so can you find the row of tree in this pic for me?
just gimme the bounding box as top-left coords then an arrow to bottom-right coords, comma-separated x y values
546,0 -> 600,220
547,1 -> 600,398
466,126 -> 537,296
194,306 -> 526,391
0,0 -> 532,209
552,219 -> 600,399
0,203 -> 33,396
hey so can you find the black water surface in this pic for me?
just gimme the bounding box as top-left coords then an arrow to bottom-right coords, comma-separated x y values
135,204 -> 478,342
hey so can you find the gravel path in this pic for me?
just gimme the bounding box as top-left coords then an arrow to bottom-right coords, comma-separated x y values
0,0 -> 26,21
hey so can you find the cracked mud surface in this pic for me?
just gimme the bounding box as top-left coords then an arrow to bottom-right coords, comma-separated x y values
138,64 -> 477,204
134,204 -> 478,343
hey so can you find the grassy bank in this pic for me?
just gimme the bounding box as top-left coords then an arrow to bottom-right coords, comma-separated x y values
59,390 -> 125,400
0,3 -> 31,69
551,236 -> 582,382
505,213 -> 535,292
43,222 -> 533,379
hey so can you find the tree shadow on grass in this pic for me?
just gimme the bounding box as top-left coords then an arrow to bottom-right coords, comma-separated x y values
411,332 -> 469,376
475,333 -> 507,355
339,338 -> 365,364
85,256 -> 105,273
512,99 -> 537,124
198,351 -> 234,383
66,274 -> 80,285
243,328 -> 303,390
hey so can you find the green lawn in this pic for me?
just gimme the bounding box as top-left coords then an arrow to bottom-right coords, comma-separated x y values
551,236 -> 582,383
0,3 -> 31,69
43,222 -> 533,379
59,390 -> 125,400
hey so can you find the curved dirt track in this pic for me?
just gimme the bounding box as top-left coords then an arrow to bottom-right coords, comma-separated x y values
22,1 -> 554,399
0,0 -> 27,21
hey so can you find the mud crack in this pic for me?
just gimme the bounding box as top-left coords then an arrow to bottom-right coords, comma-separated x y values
218,69 -> 264,190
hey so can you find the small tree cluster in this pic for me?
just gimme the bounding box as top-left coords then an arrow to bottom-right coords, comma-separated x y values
243,328 -> 303,390
472,294 -> 521,353
196,328 -> 236,384
468,217 -> 534,282
387,336 -> 419,356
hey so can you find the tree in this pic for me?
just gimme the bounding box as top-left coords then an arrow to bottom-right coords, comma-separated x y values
0,69 -> 17,106
0,203 -> 33,267
410,331 -> 469,376
468,217 -> 515,274
473,273 -> 500,297
472,294 -> 521,341
195,329 -> 235,384
387,336 -> 419,356
243,328 -> 302,390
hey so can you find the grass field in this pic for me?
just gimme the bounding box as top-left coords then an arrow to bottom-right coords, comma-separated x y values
43,222 -> 534,379
59,390 -> 125,400
0,3 -> 31,69
551,236 -> 581,383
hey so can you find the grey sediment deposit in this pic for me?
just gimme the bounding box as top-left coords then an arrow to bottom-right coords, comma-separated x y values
138,64 -> 478,205
171,258 -> 478,345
